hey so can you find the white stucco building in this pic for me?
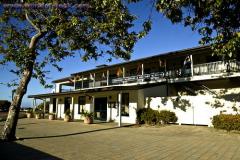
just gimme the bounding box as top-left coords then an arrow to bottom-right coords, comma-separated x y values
29,46 -> 240,125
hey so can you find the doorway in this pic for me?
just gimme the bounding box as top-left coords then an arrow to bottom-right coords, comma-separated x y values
94,97 -> 107,121
64,97 -> 71,113
53,98 -> 56,113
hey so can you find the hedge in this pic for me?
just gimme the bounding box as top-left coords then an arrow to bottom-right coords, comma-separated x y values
212,114 -> 240,131
158,110 -> 178,124
137,108 -> 178,125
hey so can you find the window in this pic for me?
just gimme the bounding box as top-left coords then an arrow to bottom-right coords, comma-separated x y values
78,96 -> 86,114
121,93 -> 129,116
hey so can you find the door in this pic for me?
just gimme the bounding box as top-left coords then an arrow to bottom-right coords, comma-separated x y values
94,97 -> 107,121
53,98 -> 56,113
64,97 -> 71,113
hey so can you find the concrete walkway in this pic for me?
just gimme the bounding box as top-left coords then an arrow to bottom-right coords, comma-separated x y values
1,118 -> 240,160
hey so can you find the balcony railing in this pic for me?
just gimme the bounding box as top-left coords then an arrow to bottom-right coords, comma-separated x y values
60,89 -> 74,92
60,60 -> 240,92
193,60 -> 240,75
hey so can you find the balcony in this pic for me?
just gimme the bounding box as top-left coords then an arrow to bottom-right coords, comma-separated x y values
193,60 -> 240,75
59,60 -> 240,92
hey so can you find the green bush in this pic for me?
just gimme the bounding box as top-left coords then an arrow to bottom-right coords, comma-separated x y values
36,101 -> 50,112
136,108 -> 178,125
64,109 -> 71,116
212,114 -> 240,131
158,110 -> 178,124
26,108 -> 33,114
136,108 -> 149,124
140,108 -> 158,125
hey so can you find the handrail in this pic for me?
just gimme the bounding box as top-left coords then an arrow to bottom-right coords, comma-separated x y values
64,60 -> 240,92
193,60 -> 240,75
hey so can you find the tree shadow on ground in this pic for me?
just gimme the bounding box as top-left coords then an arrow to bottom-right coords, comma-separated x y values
0,141 -> 62,160
19,124 -> 133,140
0,122 -> 39,127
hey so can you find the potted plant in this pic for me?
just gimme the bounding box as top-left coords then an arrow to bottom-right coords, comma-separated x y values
34,109 -> 43,119
82,111 -> 94,124
64,109 -> 71,122
26,108 -> 33,118
48,112 -> 56,120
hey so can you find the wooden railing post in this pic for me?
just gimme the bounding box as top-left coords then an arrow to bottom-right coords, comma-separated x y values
107,70 -> 109,86
190,55 -> 194,76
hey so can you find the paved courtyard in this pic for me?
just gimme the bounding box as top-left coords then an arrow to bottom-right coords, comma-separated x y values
1,118 -> 240,160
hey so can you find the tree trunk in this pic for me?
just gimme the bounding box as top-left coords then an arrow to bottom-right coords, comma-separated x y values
1,29 -> 44,141
1,65 -> 34,141
0,10 -> 47,141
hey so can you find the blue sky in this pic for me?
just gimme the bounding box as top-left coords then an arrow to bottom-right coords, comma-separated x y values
0,1 -> 201,107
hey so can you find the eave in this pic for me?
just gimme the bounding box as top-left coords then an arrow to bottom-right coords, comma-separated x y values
28,82 -> 166,99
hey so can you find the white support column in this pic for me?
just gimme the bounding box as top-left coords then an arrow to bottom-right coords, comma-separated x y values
118,91 -> 122,127
92,96 -> 95,114
32,98 -> 35,108
71,96 -> 74,120
93,73 -> 95,88
43,99 -> 46,118
190,55 -> 194,76
73,77 -> 76,90
34,98 -> 37,109
141,63 -> 144,82
107,70 -> 109,86
57,98 -> 62,118
81,76 -> 84,89
56,98 -> 59,119
122,67 -> 125,84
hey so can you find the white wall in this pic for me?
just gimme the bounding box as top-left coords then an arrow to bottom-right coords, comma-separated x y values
57,104 -> 64,118
114,102 -> 138,124
138,85 -> 168,108
49,103 -> 53,113
147,87 -> 240,126
73,103 -> 91,120
55,83 -> 61,93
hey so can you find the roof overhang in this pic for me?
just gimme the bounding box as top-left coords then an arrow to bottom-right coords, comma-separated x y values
28,83 -> 165,99
52,45 -> 211,83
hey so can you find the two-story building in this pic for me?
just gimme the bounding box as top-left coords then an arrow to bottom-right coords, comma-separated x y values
28,46 -> 240,125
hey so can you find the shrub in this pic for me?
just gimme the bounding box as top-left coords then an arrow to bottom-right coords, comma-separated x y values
212,114 -> 240,131
64,109 -> 71,116
158,110 -> 178,124
140,108 -> 158,125
26,108 -> 33,114
136,108 -> 178,125
82,111 -> 94,118
49,112 -> 56,115
136,108 -> 149,124
34,108 -> 43,115
36,101 -> 50,113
